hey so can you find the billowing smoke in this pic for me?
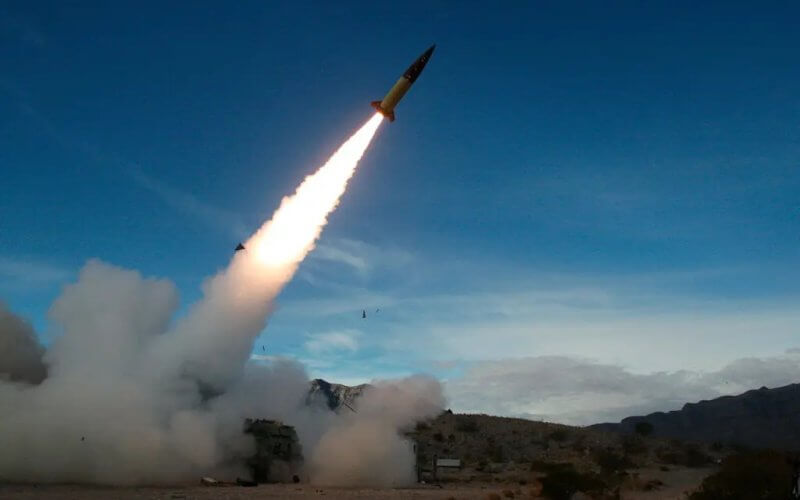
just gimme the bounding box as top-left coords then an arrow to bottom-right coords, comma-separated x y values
0,114 -> 444,486
0,302 -> 47,384
309,376 -> 445,486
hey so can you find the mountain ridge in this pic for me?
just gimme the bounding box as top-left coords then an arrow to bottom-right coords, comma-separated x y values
307,378 -> 370,412
591,382 -> 800,451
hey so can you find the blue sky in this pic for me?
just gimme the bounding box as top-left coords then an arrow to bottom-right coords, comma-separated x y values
2,2 -> 799,422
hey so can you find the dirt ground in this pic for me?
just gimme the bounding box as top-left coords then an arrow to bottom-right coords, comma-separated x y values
0,468 -> 713,500
1,483 -> 520,500
618,466 -> 713,499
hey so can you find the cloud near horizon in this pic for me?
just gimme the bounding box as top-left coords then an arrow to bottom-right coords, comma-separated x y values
444,351 -> 800,426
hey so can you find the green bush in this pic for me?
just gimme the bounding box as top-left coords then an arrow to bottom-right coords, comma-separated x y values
690,450 -> 793,500
433,432 -> 444,442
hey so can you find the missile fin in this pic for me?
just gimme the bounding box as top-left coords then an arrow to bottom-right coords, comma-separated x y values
370,101 -> 395,122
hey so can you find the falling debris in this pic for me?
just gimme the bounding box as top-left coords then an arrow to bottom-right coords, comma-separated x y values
362,309 -> 366,319
235,243 -> 245,252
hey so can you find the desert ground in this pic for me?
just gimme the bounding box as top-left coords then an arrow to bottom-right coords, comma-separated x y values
0,465 -> 714,500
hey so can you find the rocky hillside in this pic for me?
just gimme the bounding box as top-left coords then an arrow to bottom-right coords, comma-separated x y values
307,378 -> 370,412
592,383 -> 800,451
408,412 -> 721,497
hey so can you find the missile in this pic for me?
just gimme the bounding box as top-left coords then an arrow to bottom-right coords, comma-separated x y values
371,45 -> 435,122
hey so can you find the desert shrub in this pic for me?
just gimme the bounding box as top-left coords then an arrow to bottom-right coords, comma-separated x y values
456,418 -> 479,433
690,450 -> 793,500
620,434 -> 648,455
655,447 -> 682,465
643,479 -> 664,491
540,464 -> 605,500
634,421 -> 654,437
571,433 -> 587,452
530,460 -> 574,474
684,444 -> 711,468
729,442 -> 751,454
433,432 -> 444,442
548,428 -> 569,442
415,421 -> 430,431
655,443 -> 710,467
484,441 -> 505,463
593,448 -> 633,472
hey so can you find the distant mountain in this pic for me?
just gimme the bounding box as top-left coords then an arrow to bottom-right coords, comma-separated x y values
307,378 -> 370,412
591,383 -> 800,451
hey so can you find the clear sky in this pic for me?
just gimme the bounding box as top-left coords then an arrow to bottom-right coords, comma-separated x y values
2,1 -> 799,423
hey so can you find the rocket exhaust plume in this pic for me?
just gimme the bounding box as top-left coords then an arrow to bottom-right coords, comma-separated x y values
151,113 -> 385,390
249,112 -> 385,269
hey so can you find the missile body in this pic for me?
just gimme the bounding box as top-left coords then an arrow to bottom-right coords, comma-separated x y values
371,45 -> 435,122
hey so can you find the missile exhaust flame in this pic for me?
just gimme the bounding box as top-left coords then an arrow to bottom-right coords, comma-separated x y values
247,112 -> 384,270
151,113 -> 385,390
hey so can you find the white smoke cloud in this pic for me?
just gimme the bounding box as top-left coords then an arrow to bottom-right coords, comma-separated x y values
0,114 -> 444,486
308,375 -> 445,486
0,259 -> 442,486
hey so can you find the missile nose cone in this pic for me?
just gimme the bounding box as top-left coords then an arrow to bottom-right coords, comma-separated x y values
403,44 -> 436,83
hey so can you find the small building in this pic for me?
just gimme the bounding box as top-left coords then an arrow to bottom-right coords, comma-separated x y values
436,458 -> 461,468
243,418 -> 303,483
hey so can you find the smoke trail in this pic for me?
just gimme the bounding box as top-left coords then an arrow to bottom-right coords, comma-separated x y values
0,112 -> 445,486
148,113 -> 384,391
